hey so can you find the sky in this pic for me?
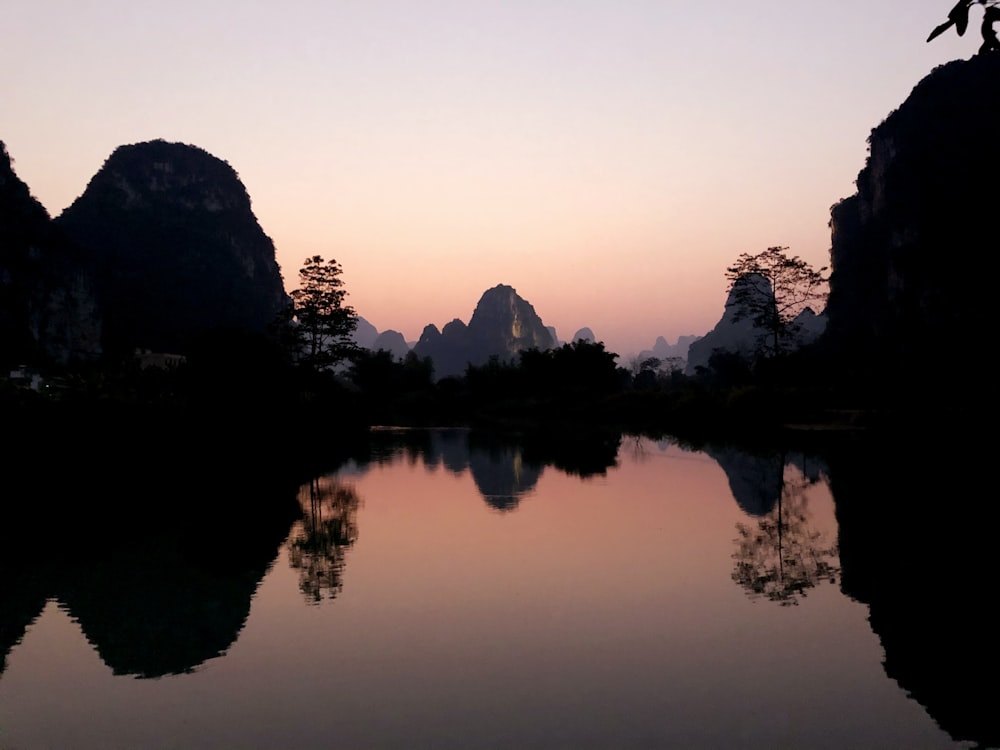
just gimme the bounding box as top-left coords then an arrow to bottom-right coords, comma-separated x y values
1,0 -> 980,357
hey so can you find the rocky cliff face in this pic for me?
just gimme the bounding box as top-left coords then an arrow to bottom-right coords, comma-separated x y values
54,139 -> 288,355
825,55 -> 1000,381
0,141 -> 102,366
687,272 -> 826,375
466,284 -> 554,360
686,274 -> 774,374
413,284 -> 555,378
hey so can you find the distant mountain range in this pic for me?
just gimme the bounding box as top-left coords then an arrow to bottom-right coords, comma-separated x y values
9,49 -> 992,395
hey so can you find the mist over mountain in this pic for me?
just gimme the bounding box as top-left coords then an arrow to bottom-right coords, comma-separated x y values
633,334 -> 700,369
413,284 -> 555,378
351,316 -> 379,350
53,139 -> 288,356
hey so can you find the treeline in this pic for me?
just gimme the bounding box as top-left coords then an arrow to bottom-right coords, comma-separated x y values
1,328 -> 845,435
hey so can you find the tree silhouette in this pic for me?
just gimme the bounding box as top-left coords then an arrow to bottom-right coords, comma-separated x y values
731,461 -> 839,606
286,476 -> 361,603
927,1 -> 1000,54
290,255 -> 359,370
724,246 -> 828,361
927,0 -> 977,42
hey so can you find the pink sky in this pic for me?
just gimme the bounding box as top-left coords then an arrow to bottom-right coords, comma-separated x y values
1,0 -> 978,356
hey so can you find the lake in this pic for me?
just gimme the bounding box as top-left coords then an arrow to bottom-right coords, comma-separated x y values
0,427 -> 993,749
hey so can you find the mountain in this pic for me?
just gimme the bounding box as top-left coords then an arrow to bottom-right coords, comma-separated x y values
685,274 -> 773,375
636,335 -> 700,370
823,54 -> 1000,396
348,315 -> 411,359
413,284 -> 555,378
686,273 -> 825,375
570,327 -> 595,343
371,329 -> 410,359
54,139 -> 288,355
351,316 -> 379,349
0,140 -> 102,366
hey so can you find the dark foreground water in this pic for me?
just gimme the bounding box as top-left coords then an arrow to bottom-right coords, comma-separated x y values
0,427 -> 994,749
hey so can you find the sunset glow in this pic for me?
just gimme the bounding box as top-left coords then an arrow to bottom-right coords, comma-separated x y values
1,0 -> 977,355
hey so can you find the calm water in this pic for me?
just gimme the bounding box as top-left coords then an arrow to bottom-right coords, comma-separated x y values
0,428 -> 991,749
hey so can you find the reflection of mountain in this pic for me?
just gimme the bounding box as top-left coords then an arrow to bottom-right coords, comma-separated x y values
828,434 -> 997,749
704,444 -> 784,516
361,427 -> 619,510
468,443 -> 543,512
705,444 -> 829,517
56,542 -> 273,678
0,442 -> 302,679
0,572 -> 49,675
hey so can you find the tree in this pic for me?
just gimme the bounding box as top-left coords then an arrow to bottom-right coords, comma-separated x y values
289,255 -> 359,369
926,1 -> 1000,54
725,246 -> 828,360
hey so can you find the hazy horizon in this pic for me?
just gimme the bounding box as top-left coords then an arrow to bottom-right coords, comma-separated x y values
2,1 -> 979,356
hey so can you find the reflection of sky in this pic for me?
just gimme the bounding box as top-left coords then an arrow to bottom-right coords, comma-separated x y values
0,438 -> 957,750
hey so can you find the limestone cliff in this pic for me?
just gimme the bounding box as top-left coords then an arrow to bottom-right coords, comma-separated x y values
55,139 -> 288,355
466,284 -> 554,362
687,272 -> 825,376
825,54 -> 1000,384
686,274 -> 774,375
413,284 -> 555,378
0,141 -> 102,366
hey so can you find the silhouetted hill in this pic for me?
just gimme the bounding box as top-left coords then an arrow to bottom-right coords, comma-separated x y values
687,274 -> 824,375
686,274 -> 772,375
54,139 -> 288,355
0,141 -> 102,366
824,54 -> 1000,398
413,284 -> 555,378
372,329 -> 410,359
351,315 -> 379,349
635,335 -> 699,370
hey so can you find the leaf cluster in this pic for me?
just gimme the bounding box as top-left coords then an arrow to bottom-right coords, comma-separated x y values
724,246 -> 828,359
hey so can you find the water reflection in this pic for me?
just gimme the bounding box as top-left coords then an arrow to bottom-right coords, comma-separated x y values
56,537 -> 276,678
357,427 -> 620,511
829,435 -> 998,749
286,477 -> 361,602
1,427 -> 994,749
731,461 -> 840,606
0,463 -> 301,679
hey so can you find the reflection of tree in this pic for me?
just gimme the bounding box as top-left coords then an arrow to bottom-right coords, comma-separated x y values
732,464 -> 839,606
286,477 -> 361,604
